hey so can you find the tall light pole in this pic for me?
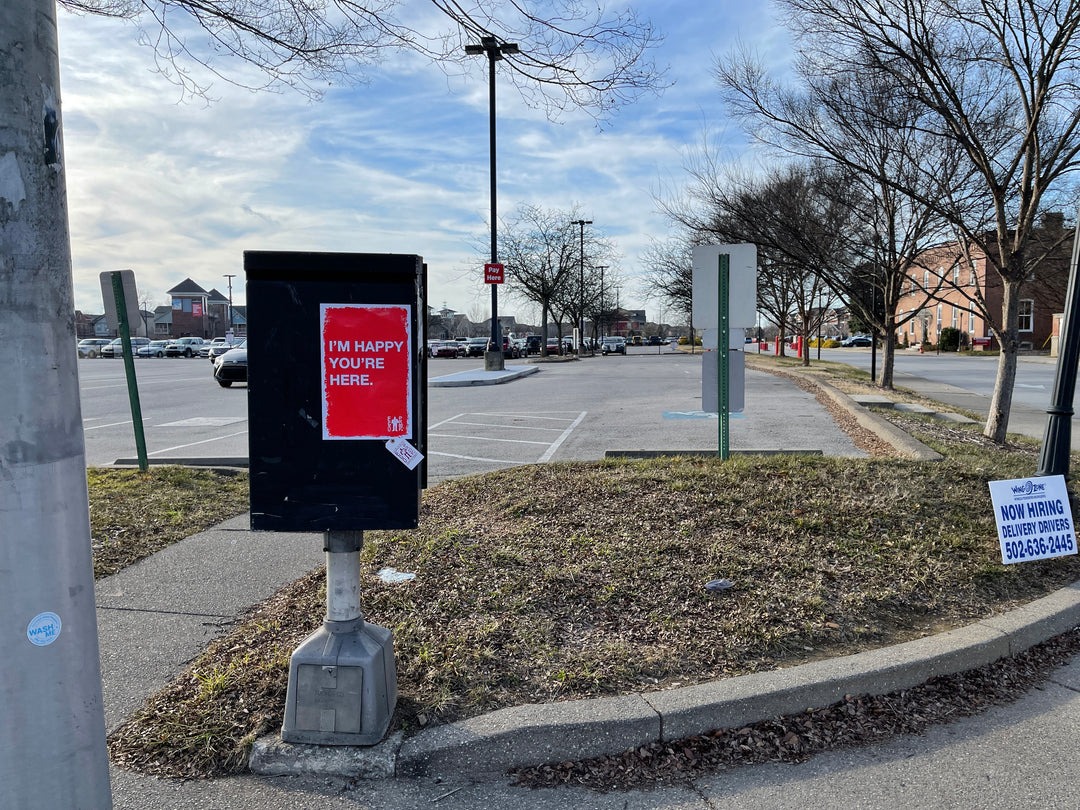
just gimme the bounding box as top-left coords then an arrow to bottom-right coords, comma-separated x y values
571,219 -> 592,354
595,265 -> 608,339
467,36 -> 518,371
223,273 -> 236,340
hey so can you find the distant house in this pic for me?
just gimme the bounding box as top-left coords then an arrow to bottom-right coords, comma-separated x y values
607,308 -> 647,337
167,278 -> 212,338
152,305 -> 172,337
229,305 -> 247,337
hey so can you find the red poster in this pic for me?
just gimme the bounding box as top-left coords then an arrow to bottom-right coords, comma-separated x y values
192,301 -> 203,317
321,304 -> 412,440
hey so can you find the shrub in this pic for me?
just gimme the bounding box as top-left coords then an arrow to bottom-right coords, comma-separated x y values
939,327 -> 962,352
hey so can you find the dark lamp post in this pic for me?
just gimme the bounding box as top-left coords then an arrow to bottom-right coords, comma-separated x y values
571,219 -> 592,354
1037,210 -> 1080,478
466,36 -> 518,371
223,273 -> 235,339
595,265 -> 608,338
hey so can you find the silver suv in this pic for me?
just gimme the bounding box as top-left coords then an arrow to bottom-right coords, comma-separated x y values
165,337 -> 206,357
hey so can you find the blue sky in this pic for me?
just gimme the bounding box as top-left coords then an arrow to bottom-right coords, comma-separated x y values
57,1 -> 789,323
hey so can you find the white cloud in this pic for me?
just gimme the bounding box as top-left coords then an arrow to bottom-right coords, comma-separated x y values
56,0 -> 791,321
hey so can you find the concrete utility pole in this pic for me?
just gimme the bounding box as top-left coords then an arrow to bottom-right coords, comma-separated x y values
0,1 -> 113,806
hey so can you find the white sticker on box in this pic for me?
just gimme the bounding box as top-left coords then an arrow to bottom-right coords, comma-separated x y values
385,437 -> 424,470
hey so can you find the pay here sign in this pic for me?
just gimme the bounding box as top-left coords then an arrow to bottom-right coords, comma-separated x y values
321,304 -> 412,440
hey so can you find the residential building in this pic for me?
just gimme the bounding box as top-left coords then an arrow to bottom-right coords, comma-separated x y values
606,308 -> 647,338
167,278 -> 212,338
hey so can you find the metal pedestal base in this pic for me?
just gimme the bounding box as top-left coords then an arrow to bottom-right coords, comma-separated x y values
281,618 -> 397,746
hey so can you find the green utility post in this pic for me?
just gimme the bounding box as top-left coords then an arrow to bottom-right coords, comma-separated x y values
718,254 -> 730,460
110,271 -> 149,471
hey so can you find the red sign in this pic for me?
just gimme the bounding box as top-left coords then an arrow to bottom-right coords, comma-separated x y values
321,304 -> 412,440
192,301 -> 203,317
484,263 -> 505,284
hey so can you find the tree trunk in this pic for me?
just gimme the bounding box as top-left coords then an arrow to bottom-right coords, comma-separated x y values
801,327 -> 811,366
984,279 -> 1021,442
0,1 -> 112,804
879,326 -> 896,390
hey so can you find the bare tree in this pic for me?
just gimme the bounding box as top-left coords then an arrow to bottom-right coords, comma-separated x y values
640,236 -> 694,343
722,0 -> 1080,442
61,0 -> 665,116
497,203 -> 578,354
715,43 -> 967,385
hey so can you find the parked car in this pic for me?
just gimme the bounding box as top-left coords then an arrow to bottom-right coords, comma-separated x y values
488,337 -> 521,359
77,338 -> 111,359
100,337 -> 150,358
213,345 -> 247,387
198,337 -> 231,358
601,336 -> 626,355
465,337 -> 488,357
645,335 -> 662,346
629,335 -> 643,346
208,338 -> 245,363
165,336 -> 207,357
545,337 -> 562,355
841,334 -> 874,347
136,339 -> 170,358
433,341 -> 466,358
525,335 -> 542,355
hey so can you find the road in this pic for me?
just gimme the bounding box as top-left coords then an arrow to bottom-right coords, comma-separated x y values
815,347 -> 1059,411
77,349 -> 864,472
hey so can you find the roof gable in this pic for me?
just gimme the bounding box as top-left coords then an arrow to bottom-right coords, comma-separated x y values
167,278 -> 209,295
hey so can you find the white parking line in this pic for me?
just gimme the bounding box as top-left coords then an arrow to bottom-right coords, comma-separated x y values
83,420 -> 133,431
429,451 -> 521,464
538,411 -> 588,462
429,410 -> 588,466
148,430 -> 248,456
429,413 -> 468,430
429,432 -> 551,446
445,420 -> 566,432
471,411 -> 581,422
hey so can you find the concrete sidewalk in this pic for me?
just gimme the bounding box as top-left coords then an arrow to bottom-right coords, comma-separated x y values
100,366 -> 1080,808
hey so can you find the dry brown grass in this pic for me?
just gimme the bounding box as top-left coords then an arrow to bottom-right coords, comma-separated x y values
106,426 -> 1080,778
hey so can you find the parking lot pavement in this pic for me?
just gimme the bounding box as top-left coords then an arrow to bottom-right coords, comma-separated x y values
428,410 -> 588,476
84,353 -> 865,471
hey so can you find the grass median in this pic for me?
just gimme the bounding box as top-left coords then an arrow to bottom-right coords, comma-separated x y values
89,465 -> 249,579
100,400 -> 1080,778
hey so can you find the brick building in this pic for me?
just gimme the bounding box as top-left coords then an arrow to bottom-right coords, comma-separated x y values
895,214 -> 1071,350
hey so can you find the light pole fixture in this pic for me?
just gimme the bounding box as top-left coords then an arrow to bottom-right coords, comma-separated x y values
571,219 -> 592,354
466,35 -> 519,371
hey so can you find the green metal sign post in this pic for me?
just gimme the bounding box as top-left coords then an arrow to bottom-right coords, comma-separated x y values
110,271 -> 148,471
718,253 -> 730,460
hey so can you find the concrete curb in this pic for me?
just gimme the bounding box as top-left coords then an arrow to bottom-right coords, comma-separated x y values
771,367 -> 944,462
250,579 -> 1080,780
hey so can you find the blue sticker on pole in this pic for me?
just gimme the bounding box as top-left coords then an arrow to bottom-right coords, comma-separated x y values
27,612 -> 62,646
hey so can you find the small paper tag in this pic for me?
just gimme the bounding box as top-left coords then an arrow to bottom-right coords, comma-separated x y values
385,437 -> 424,470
